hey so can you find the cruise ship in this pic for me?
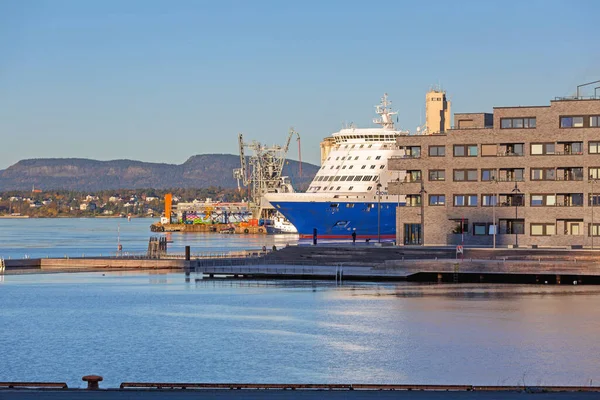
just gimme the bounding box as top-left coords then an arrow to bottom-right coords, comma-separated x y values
266,92 -> 449,239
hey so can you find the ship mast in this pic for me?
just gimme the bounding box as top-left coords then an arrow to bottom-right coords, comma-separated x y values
372,93 -> 398,130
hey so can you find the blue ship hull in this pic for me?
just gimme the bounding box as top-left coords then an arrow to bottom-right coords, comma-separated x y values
270,200 -> 398,239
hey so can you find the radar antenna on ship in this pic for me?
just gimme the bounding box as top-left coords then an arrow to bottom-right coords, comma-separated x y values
373,93 -> 398,130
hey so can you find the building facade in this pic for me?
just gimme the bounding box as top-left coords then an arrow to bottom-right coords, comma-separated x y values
388,97 -> 600,247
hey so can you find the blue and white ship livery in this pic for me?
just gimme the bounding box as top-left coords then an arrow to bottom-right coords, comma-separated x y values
265,94 -> 408,239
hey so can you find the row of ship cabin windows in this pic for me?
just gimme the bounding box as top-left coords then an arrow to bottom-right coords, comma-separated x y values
322,164 -> 386,171
325,155 -> 382,162
309,184 -> 384,192
440,220 -> 599,237
314,175 -> 378,182
404,167 -> 600,182
336,135 -> 398,142
499,116 -> 600,129
403,141 -> 600,158
407,193 -> 599,207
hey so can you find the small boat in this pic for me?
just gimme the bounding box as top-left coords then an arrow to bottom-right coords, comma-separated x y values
219,226 -> 235,234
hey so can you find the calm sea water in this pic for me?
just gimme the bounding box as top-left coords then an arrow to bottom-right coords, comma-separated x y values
1,273 -> 600,388
1,219 -> 600,389
0,218 -> 299,259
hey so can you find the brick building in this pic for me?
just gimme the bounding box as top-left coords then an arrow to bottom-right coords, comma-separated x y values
388,93 -> 600,247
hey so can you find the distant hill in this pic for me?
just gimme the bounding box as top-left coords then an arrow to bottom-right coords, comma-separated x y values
0,154 -> 317,191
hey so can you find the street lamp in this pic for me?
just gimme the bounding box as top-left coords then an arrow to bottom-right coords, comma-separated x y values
490,178 -> 499,249
512,181 -> 521,248
376,181 -> 382,243
419,181 -> 427,246
591,178 -> 600,249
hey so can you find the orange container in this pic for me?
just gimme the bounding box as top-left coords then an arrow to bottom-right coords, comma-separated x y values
249,219 -> 259,227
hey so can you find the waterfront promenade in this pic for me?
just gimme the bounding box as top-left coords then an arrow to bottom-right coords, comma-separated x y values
3,245 -> 600,284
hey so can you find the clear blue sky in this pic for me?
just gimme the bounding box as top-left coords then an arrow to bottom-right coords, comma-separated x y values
1,0 -> 598,169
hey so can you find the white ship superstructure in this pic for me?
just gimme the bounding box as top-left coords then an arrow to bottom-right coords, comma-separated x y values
265,93 -> 413,238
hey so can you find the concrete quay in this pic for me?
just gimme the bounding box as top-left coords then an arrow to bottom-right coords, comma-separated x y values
3,246 -> 600,284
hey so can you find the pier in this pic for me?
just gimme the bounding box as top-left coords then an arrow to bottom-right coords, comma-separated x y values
4,246 -> 600,285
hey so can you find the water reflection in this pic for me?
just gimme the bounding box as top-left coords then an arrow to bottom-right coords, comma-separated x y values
1,272 -> 600,388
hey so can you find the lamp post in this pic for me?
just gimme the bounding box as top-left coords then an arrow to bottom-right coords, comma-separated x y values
377,181 -> 382,243
591,178 -> 599,249
512,181 -> 521,248
419,181 -> 427,246
490,178 -> 499,249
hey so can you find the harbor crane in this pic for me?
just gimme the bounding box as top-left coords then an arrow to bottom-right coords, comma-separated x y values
233,128 -> 302,218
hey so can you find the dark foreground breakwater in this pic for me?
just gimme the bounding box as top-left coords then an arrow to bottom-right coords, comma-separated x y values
3,380 -> 600,400
4,246 -> 600,284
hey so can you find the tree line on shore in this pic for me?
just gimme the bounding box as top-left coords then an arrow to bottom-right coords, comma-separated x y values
0,187 -> 247,217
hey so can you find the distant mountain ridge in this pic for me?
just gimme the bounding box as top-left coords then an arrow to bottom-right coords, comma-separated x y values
0,154 -> 317,191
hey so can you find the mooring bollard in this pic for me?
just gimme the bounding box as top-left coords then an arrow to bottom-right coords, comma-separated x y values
82,375 -> 103,390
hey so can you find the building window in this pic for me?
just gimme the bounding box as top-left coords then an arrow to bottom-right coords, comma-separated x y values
589,194 -> 600,206
498,168 -> 524,182
590,142 -> 600,154
429,170 -> 445,181
429,195 -> 445,206
482,194 -> 498,206
531,168 -> 556,181
454,144 -> 478,157
530,223 -> 556,236
481,169 -> 497,181
500,118 -> 536,129
592,116 -> 600,127
454,169 -> 478,182
454,194 -> 477,207
349,165 -> 353,169
531,143 -> 555,155
590,223 -> 600,236
451,219 -> 469,234
530,194 -> 556,206
404,146 -> 421,158
405,170 -> 422,182
498,143 -> 524,156
560,116 -> 584,128
348,186 -> 353,191
375,156 -> 381,160
370,165 -> 376,169
499,219 -> 524,234
481,144 -> 497,156
556,194 -> 584,207
473,223 -> 489,236
565,220 -> 583,235
405,194 -> 421,207
498,194 -> 525,207
559,142 -> 583,155
556,167 -> 583,181
429,145 -> 445,157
